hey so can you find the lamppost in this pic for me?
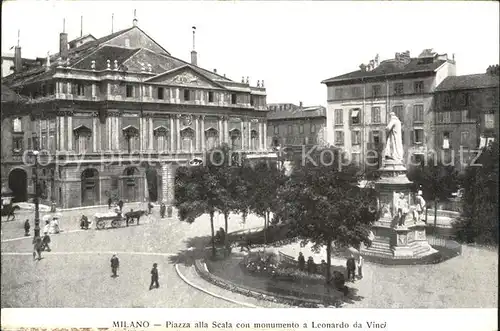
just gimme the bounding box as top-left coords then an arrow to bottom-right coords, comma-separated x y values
30,149 -> 41,238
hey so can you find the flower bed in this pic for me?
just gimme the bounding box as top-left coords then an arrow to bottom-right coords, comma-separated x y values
196,257 -> 345,308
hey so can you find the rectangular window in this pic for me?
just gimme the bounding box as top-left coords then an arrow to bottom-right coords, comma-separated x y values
460,131 -> 469,146
310,123 -> 316,133
351,86 -> 361,98
298,124 -> 304,134
13,118 -> 22,132
208,92 -> 214,102
414,129 -> 424,144
443,94 -> 451,107
414,81 -> 424,94
12,136 -> 23,153
413,105 -> 424,123
437,112 -> 444,123
372,85 -> 381,98
334,109 -> 343,125
157,87 -> 164,99
351,109 -> 361,125
443,132 -> 451,149
370,131 -> 381,144
461,110 -> 471,123
335,131 -> 344,145
443,111 -> 451,123
452,111 -> 461,123
394,82 -> 404,95
335,88 -> 343,100
351,130 -> 361,145
126,85 -> 133,97
76,83 -> 85,96
183,89 -> 191,101
371,107 -> 381,123
393,105 -> 404,122
231,93 -> 237,104
484,114 -> 495,129
458,93 -> 468,106
274,126 -> 279,135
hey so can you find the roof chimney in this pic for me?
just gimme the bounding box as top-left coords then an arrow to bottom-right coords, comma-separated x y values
213,68 -> 217,74
190,26 -> 197,66
299,101 -> 303,109
14,30 -> 22,72
133,9 -> 138,27
60,19 -> 68,60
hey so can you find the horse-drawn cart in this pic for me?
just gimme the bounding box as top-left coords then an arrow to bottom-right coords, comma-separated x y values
93,210 -> 146,230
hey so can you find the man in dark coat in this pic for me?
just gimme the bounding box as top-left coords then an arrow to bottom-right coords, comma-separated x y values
108,197 -> 113,209
147,202 -> 153,215
110,254 -> 119,278
24,219 -> 31,236
160,203 -> 166,219
80,215 -> 89,230
149,263 -> 159,290
118,200 -> 124,212
346,256 -> 356,282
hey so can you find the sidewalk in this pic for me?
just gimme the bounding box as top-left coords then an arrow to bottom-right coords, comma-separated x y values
176,264 -> 287,308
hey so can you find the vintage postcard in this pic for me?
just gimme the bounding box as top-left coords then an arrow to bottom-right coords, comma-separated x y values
1,1 -> 498,330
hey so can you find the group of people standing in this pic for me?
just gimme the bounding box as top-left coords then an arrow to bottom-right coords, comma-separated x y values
346,255 -> 364,282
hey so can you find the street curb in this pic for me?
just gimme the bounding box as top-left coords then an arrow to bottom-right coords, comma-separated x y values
174,264 -> 258,308
194,259 -> 342,308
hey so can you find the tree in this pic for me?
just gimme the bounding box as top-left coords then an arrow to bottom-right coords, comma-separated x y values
453,142 -> 499,245
247,160 -> 287,243
207,144 -> 247,251
407,160 -> 459,229
174,164 -> 219,258
275,162 -> 378,284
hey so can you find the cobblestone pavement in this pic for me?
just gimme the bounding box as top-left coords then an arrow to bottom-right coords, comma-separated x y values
1,208 -> 267,308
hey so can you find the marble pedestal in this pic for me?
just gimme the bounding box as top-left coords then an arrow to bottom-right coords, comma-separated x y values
360,160 -> 436,259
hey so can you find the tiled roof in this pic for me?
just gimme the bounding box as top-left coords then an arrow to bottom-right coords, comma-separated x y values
322,58 -> 447,84
1,84 -> 27,103
267,106 -> 326,120
73,46 -> 140,70
435,74 -> 500,92
3,25 -> 231,86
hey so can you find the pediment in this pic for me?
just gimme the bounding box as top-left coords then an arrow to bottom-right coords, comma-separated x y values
73,125 -> 92,135
145,66 -> 223,88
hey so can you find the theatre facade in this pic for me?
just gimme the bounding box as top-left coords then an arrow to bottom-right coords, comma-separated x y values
1,21 -> 270,208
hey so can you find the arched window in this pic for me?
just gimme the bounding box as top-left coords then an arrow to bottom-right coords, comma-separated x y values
251,130 -> 259,150
73,125 -> 92,154
122,125 -> 139,153
180,127 -> 195,152
153,126 -> 169,152
205,127 -> 219,151
229,128 -> 241,150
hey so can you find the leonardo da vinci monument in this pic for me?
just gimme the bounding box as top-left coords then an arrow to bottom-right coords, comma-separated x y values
360,112 -> 436,259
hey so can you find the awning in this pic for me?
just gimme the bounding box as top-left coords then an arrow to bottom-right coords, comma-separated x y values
351,110 -> 360,117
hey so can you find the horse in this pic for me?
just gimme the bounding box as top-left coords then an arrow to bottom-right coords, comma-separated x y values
124,210 -> 147,225
1,203 -> 20,221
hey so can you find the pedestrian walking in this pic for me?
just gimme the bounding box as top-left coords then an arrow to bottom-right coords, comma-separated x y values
108,197 -> 113,209
24,219 -> 30,236
80,214 -> 89,230
41,232 -> 51,252
43,220 -> 50,235
118,200 -> 124,212
346,256 -> 356,282
149,263 -> 159,290
110,254 -> 119,278
357,255 -> 364,279
147,202 -> 153,215
160,203 -> 166,219
33,236 -> 42,261
298,252 -> 305,271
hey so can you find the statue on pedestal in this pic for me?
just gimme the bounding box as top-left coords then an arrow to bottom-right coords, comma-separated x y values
383,112 -> 404,165
413,190 -> 426,223
396,192 -> 409,227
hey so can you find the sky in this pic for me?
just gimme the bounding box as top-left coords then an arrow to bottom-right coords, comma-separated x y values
2,1 -> 499,106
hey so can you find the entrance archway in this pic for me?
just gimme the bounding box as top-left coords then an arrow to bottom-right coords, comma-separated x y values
122,167 -> 140,202
8,168 -> 28,202
145,167 -> 159,202
81,168 -> 100,206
